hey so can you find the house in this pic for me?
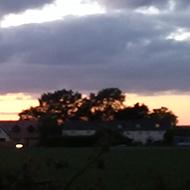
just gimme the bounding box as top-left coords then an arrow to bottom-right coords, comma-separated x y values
0,120 -> 38,147
62,118 -> 172,144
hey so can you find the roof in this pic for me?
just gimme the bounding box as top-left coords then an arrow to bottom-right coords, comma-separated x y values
63,118 -> 171,131
0,120 -> 38,138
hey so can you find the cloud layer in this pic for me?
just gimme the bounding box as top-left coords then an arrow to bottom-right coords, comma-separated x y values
89,0 -> 190,10
0,0 -> 190,95
0,0 -> 54,18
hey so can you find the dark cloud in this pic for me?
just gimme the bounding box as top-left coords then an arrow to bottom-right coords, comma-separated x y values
0,0 -> 55,18
0,6 -> 190,95
0,13 -> 173,65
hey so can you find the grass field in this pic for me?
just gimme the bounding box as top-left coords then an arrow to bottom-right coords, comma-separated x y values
1,147 -> 190,189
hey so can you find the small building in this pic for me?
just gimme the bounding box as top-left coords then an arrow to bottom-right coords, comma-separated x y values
0,120 -> 38,147
62,118 -> 171,144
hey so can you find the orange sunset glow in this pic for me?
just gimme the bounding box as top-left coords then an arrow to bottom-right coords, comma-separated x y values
125,93 -> 190,125
0,93 -> 38,120
0,92 -> 189,125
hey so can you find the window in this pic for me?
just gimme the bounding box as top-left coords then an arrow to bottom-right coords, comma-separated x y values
12,125 -> 21,133
27,125 -> 35,133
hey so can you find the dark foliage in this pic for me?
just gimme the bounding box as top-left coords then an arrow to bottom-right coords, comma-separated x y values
0,160 -> 57,190
164,129 -> 175,144
115,102 -> 149,120
149,107 -> 178,126
19,88 -> 126,122
37,114 -> 62,145
19,88 -> 177,125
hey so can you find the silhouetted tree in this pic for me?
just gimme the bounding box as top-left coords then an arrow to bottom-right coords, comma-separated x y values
90,88 -> 125,120
19,106 -> 42,120
19,88 -> 177,127
37,113 -> 62,145
70,97 -> 94,121
164,129 -> 175,144
19,89 -> 82,123
115,103 -> 149,120
65,88 -> 126,121
149,107 -> 178,126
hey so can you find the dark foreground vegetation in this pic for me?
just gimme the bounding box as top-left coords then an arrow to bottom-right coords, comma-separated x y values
1,147 -> 190,190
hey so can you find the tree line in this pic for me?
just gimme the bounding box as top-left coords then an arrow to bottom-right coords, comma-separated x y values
19,88 -> 178,125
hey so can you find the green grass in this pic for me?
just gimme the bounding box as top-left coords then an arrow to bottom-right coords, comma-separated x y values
1,147 -> 190,189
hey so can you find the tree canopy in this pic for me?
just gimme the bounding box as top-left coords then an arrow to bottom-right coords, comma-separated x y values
149,107 -> 178,126
19,89 -> 82,122
19,88 -> 178,126
115,103 -> 149,120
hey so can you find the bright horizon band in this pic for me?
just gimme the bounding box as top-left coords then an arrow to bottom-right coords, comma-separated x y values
0,93 -> 189,125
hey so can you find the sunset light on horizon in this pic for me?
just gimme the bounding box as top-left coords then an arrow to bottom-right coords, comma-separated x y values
0,92 -> 189,125
0,0 -> 190,125
0,93 -> 38,120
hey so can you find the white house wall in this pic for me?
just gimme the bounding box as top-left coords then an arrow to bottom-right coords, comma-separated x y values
124,131 -> 166,144
62,129 -> 166,144
0,128 -> 10,142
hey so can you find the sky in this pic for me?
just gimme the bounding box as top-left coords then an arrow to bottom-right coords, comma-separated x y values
0,0 -> 190,124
